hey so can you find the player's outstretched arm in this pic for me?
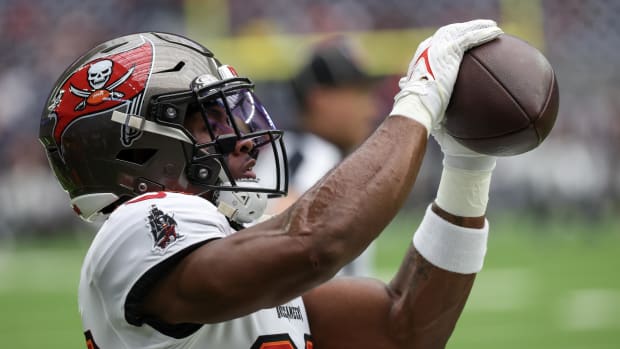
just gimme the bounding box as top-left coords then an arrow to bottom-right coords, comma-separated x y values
143,102 -> 428,324
303,205 -> 483,349
303,141 -> 494,349
304,21 -> 502,349
141,20 -> 502,328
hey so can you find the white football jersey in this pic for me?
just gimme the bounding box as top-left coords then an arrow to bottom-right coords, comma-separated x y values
79,192 -> 312,349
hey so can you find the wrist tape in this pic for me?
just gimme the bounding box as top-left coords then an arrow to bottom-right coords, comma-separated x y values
435,156 -> 495,217
413,205 -> 489,274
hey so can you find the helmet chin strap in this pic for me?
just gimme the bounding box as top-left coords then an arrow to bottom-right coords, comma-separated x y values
215,177 -> 268,224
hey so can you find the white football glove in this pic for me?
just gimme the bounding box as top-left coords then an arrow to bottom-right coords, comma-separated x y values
389,19 -> 503,135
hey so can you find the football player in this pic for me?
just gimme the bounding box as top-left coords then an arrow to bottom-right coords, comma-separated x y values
40,20 -> 502,349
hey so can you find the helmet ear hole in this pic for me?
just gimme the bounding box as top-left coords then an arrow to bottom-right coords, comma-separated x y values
116,149 -> 157,165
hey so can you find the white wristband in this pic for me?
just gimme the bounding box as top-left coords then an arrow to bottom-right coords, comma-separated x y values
413,205 -> 489,274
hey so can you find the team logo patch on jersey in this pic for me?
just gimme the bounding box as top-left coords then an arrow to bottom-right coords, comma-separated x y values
147,204 -> 184,253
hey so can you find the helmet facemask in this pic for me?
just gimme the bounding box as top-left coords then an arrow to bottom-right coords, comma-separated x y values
150,74 -> 288,218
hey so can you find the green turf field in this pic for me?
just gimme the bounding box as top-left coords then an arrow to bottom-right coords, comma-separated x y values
1,212 -> 619,348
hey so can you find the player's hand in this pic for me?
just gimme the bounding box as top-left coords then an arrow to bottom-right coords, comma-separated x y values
390,19 -> 503,135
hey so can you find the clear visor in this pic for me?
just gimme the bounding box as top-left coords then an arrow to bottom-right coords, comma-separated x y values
200,89 -> 275,142
187,87 -> 288,197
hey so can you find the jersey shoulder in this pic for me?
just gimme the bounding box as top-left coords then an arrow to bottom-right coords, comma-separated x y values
82,191 -> 232,283
78,192 -> 234,347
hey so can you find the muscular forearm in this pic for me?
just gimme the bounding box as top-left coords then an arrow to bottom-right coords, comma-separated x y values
283,116 -> 427,274
387,205 -> 483,348
146,116 -> 428,324
389,247 -> 475,349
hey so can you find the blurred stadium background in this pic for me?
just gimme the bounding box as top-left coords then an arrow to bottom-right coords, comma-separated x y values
0,0 -> 618,348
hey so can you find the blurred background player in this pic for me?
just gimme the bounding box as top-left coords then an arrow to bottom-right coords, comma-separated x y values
270,38 -> 381,276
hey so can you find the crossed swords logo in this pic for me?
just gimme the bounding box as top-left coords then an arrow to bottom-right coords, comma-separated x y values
69,59 -> 135,111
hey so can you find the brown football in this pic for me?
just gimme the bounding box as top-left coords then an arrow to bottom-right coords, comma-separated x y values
444,34 -> 559,156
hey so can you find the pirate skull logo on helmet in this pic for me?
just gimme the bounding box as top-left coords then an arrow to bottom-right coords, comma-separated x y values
88,60 -> 113,90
